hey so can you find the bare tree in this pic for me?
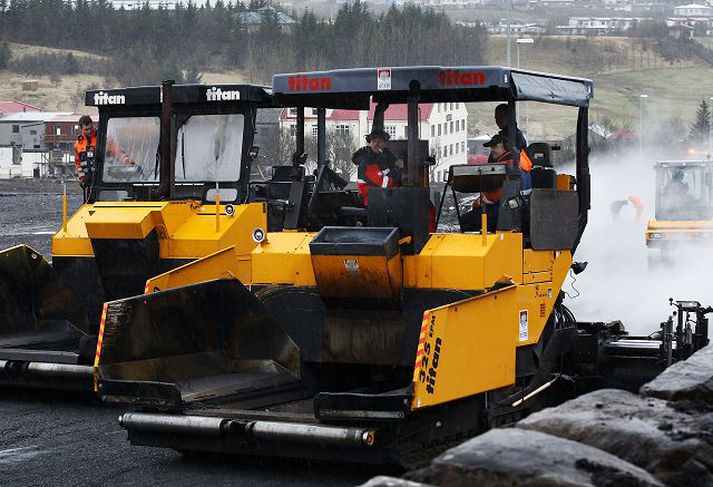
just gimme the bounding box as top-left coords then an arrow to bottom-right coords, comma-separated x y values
327,128 -> 358,181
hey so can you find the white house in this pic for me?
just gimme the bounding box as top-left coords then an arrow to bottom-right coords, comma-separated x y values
673,3 -> 712,16
556,17 -> 647,35
278,102 -> 469,182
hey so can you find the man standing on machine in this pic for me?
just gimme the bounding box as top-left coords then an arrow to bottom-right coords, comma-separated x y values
353,127 -> 403,206
75,115 -> 136,194
352,101 -> 403,206
75,115 -> 98,187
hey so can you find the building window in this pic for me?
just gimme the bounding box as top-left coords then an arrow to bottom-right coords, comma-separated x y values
12,125 -> 19,133
461,141 -> 465,153
312,108 -> 319,116
455,103 -> 459,109
444,145 -> 448,157
455,143 -> 459,154
450,144 -> 453,155
438,124 -> 442,136
437,147 -> 441,158
461,120 -> 466,131
71,125 -> 79,135
33,144 -> 40,148
289,124 -> 296,137
336,124 -> 350,136
30,129 -> 37,135
385,125 -> 397,138
444,123 -> 448,135
311,125 -> 318,138
450,121 -> 454,133
288,108 -> 297,116
54,125 -> 61,135
431,125 -> 435,137
455,121 -> 459,133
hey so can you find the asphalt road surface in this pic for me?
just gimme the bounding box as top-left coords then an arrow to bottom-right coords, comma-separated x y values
0,180 -> 379,486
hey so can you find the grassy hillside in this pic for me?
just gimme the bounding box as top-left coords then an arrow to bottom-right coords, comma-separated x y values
471,36 -> 709,139
0,43 -> 250,114
1,38 -> 709,141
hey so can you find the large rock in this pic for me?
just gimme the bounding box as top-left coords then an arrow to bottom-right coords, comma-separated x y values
518,388 -> 713,487
641,344 -> 713,407
359,477 -> 432,487
404,428 -> 661,486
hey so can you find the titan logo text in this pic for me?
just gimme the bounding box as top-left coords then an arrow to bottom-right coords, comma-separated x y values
288,75 -> 332,91
438,70 -> 485,87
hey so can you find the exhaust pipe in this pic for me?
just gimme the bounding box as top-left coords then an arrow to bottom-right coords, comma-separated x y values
119,412 -> 375,447
152,79 -> 175,200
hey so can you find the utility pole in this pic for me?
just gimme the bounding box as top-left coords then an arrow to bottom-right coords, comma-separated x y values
709,97 -> 713,156
639,94 -> 648,159
516,38 -> 534,135
506,0 -> 512,66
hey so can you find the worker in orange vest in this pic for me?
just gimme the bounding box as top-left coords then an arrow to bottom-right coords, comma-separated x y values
75,115 -> 135,187
461,134 -> 532,232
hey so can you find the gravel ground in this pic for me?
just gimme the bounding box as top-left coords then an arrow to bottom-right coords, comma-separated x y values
0,179 -> 380,487
0,179 -> 82,257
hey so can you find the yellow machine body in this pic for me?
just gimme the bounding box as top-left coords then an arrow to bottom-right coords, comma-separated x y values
645,218 -> 713,247
146,227 -> 572,410
52,201 -> 267,260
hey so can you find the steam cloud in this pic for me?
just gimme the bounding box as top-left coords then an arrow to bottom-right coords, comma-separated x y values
564,147 -> 713,334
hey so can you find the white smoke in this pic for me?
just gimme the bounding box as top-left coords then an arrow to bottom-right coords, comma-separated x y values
564,146 -> 713,334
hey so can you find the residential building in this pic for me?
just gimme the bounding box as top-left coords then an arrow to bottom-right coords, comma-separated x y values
0,101 -> 41,116
278,102 -> 468,182
0,112 -> 76,151
667,15 -> 713,36
556,17 -> 648,35
107,0 -> 211,9
44,114 -> 82,155
394,0 -> 491,6
489,20 -> 547,35
238,6 -> 296,33
674,3 -> 712,16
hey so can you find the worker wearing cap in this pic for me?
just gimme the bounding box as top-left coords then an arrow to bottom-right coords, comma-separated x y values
461,134 -> 532,232
352,128 -> 402,206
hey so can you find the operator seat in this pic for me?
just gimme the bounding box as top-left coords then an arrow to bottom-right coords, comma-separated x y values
527,143 -> 557,189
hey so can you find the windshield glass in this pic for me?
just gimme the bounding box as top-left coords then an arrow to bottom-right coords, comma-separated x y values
102,116 -> 160,183
176,114 -> 244,182
658,165 -> 712,220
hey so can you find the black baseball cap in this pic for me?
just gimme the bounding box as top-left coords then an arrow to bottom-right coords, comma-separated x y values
483,133 -> 509,148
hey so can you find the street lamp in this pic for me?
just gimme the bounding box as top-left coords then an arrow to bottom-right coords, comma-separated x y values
639,94 -> 648,159
516,37 -> 534,69
506,0 -> 512,66
709,96 -> 712,156
517,38 -> 534,137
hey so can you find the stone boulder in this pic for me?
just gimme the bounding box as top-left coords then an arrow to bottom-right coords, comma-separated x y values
518,388 -> 713,487
641,345 -> 713,408
359,476 -> 433,487
404,428 -> 661,487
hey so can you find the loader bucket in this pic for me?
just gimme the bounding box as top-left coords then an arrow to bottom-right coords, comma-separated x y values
0,245 -> 89,352
96,278 -> 302,409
